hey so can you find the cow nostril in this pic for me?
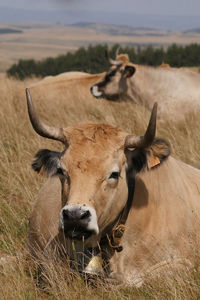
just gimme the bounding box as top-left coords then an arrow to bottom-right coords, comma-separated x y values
63,208 -> 91,221
80,210 -> 91,220
63,209 -> 70,219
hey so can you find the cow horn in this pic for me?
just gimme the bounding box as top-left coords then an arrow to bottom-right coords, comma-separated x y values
26,88 -> 66,144
115,46 -> 120,58
125,103 -> 157,149
106,49 -> 122,66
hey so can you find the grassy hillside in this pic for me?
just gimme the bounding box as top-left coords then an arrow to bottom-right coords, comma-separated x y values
1,72 -> 200,299
2,22 -> 200,73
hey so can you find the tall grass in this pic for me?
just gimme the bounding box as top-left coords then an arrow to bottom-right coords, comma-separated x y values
1,73 -> 200,299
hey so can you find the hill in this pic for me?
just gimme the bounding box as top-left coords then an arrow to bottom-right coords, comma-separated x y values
1,71 -> 200,298
0,27 -> 23,34
184,27 -> 200,33
70,22 -> 168,36
1,22 -> 200,73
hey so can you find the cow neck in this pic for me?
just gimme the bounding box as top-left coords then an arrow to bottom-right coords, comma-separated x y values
100,171 -> 135,253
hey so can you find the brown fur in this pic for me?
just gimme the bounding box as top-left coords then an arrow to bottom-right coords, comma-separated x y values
28,72 -> 105,91
159,62 -> 170,68
91,54 -> 200,121
29,122 -> 200,285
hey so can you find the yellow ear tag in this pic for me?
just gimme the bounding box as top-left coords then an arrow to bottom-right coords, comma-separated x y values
147,156 -> 160,169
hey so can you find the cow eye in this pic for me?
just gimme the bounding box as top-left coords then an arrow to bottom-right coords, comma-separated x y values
109,171 -> 120,180
57,168 -> 65,176
107,70 -> 116,79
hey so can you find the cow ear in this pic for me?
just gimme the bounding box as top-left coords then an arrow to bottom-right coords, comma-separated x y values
32,149 -> 62,177
125,138 -> 170,173
146,138 -> 171,170
123,65 -> 136,78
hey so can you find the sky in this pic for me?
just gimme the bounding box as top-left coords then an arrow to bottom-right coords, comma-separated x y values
1,0 -> 200,30
1,0 -> 200,16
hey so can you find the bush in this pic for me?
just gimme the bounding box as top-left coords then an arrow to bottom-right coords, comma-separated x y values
7,43 -> 200,79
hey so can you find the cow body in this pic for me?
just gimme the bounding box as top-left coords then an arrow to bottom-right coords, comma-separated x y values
109,156 -> 200,284
29,150 -> 200,285
91,54 -> 200,121
28,71 -> 105,93
26,89 -> 200,285
28,127 -> 200,284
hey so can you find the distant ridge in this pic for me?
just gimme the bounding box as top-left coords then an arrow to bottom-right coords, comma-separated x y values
0,28 -> 23,34
69,22 -> 168,37
0,6 -> 200,31
183,28 -> 200,33
70,22 -> 158,31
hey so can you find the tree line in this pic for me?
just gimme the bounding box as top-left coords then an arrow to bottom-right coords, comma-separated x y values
7,43 -> 200,80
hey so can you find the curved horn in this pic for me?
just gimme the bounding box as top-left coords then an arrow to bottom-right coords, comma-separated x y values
125,102 -> 157,149
115,46 -> 120,58
106,48 -> 122,66
26,88 -> 66,144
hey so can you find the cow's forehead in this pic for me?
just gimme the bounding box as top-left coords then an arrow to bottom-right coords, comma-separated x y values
62,123 -> 127,173
63,123 -> 126,146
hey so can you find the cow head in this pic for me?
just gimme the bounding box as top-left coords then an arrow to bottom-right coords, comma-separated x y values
26,89 -> 170,250
91,50 -> 136,100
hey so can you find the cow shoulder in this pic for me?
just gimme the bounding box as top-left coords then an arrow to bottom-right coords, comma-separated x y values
28,177 -> 61,253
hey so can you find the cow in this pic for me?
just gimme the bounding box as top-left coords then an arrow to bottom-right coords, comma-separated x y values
26,88 -> 200,286
27,71 -> 105,95
17,71 -> 106,113
28,71 -> 95,88
159,62 -> 170,68
90,51 -> 200,121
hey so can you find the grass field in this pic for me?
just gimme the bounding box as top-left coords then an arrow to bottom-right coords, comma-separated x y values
1,22 -> 200,73
1,72 -> 200,299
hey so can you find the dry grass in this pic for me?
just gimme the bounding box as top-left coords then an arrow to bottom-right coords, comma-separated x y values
2,22 -> 200,72
1,72 -> 200,299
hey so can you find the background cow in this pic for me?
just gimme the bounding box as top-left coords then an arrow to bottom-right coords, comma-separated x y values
26,88 -> 200,286
91,52 -> 200,121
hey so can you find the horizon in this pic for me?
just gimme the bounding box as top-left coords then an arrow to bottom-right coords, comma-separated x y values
1,0 -> 200,31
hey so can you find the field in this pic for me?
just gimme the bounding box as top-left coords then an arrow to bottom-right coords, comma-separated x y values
1,69 -> 200,299
1,22 -> 200,73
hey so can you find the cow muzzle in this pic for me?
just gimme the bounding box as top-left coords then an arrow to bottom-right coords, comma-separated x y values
90,85 -> 103,98
59,205 -> 99,241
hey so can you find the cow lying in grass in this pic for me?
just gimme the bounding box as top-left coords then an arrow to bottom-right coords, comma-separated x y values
27,89 -> 200,286
91,51 -> 200,121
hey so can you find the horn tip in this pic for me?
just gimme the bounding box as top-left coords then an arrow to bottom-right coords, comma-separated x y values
153,102 -> 158,109
25,88 -> 31,100
152,102 -> 158,116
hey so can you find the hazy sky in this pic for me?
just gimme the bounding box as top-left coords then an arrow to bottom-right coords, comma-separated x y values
1,0 -> 200,16
1,0 -> 200,30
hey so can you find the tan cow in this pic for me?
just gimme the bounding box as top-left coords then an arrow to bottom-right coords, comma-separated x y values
159,62 -> 170,68
91,52 -> 200,121
17,71 -> 105,112
27,71 -> 105,95
27,89 -> 200,286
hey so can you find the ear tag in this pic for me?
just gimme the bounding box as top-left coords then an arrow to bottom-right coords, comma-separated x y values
147,156 -> 160,169
38,172 -> 43,177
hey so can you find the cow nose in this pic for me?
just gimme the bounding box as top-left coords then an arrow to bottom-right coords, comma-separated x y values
63,208 -> 91,222
62,207 -> 94,240
59,205 -> 99,239
90,85 -> 103,98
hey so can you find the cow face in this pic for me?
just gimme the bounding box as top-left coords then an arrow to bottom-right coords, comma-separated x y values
26,89 -> 170,249
91,54 -> 136,100
32,124 -> 128,246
